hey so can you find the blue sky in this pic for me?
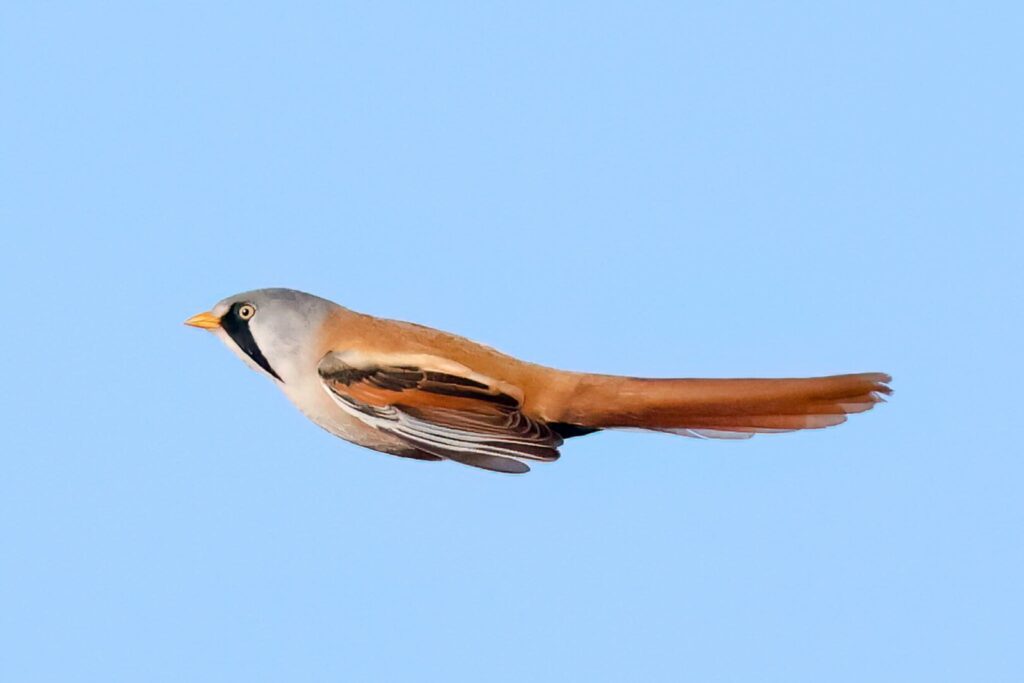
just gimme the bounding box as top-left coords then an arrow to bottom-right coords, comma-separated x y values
2,2 -> 1021,681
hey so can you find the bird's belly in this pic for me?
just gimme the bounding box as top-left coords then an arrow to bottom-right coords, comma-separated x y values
281,379 -> 406,453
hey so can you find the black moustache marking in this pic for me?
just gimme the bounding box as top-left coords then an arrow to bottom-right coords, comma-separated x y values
220,303 -> 284,382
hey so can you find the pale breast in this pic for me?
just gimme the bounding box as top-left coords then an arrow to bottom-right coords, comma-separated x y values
280,374 -> 408,453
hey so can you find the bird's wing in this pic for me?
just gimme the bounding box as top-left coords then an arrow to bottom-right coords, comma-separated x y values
317,349 -> 561,473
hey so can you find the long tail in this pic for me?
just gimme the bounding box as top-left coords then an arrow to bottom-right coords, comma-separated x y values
553,372 -> 891,439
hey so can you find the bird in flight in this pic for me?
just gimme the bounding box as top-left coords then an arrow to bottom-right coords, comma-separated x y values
186,288 -> 891,473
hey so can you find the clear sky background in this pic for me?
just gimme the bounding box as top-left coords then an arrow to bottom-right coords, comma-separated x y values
2,3 -> 1021,681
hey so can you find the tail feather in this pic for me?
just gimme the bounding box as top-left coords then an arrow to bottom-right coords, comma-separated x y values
557,372 -> 890,439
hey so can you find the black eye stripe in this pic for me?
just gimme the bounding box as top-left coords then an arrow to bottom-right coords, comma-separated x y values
221,303 -> 283,382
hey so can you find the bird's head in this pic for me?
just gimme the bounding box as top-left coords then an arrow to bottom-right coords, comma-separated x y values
185,288 -> 336,384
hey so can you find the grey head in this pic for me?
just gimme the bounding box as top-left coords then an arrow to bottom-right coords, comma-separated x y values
186,288 -> 339,384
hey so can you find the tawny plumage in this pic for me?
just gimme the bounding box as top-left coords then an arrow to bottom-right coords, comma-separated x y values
187,288 -> 891,473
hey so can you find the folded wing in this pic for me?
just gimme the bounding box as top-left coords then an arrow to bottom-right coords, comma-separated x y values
317,350 -> 561,473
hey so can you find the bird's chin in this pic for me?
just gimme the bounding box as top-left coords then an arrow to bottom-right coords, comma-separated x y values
211,330 -> 271,379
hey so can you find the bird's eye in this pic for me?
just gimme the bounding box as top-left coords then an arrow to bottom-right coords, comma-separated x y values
237,303 -> 256,320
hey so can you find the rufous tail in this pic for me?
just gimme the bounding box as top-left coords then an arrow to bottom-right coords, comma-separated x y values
555,372 -> 891,439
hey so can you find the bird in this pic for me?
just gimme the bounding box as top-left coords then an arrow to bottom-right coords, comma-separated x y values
185,288 -> 891,473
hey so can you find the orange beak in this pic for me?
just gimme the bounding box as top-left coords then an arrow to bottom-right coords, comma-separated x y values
184,311 -> 221,330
